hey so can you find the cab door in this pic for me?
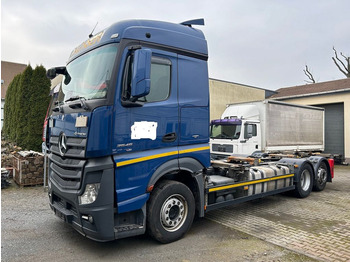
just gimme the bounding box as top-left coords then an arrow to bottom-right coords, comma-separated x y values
112,47 -> 179,211
119,48 -> 178,152
240,122 -> 260,155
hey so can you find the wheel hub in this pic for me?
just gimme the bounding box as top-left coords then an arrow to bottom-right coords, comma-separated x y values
301,169 -> 311,191
160,194 -> 187,232
317,168 -> 327,184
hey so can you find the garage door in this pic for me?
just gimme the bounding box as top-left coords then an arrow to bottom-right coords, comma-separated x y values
315,103 -> 344,156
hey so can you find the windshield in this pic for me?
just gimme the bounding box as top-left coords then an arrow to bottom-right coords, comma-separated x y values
210,124 -> 241,139
60,43 -> 118,102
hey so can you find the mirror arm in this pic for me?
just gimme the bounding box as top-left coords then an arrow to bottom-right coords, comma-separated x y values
121,100 -> 144,107
128,45 -> 142,51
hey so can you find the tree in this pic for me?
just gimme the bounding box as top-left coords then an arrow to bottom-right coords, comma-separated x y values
3,65 -> 51,151
3,74 -> 15,138
332,47 -> 350,78
303,65 -> 316,84
3,74 -> 21,141
25,65 -> 51,151
15,65 -> 33,147
3,76 -> 13,137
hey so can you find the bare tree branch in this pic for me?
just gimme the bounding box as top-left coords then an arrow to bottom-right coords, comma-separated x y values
340,51 -> 348,60
333,47 -> 347,71
303,65 -> 316,83
341,51 -> 350,76
332,47 -> 350,78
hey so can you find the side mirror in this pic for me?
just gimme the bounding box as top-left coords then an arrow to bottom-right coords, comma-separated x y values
47,68 -> 57,79
46,66 -> 67,80
244,124 -> 253,139
131,49 -> 152,98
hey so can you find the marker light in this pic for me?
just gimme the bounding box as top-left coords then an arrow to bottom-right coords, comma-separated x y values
79,183 -> 100,205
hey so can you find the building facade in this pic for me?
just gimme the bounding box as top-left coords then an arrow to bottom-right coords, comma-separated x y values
209,78 -> 275,120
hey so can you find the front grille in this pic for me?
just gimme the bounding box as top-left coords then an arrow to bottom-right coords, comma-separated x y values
49,153 -> 86,190
49,135 -> 87,190
212,144 -> 233,153
50,136 -> 86,158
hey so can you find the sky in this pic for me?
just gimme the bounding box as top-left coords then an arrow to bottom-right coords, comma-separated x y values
1,0 -> 350,90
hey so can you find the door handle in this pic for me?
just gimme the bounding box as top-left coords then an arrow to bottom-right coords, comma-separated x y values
162,132 -> 177,142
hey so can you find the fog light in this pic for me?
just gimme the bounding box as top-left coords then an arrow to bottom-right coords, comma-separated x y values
82,215 -> 94,224
79,183 -> 100,205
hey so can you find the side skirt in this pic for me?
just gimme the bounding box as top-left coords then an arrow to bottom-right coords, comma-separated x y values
205,186 -> 295,212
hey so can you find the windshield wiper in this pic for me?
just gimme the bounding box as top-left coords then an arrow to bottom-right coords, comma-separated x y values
65,96 -> 80,102
66,96 -> 89,110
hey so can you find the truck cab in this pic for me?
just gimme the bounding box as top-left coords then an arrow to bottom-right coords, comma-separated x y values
46,19 -> 210,243
210,104 -> 261,157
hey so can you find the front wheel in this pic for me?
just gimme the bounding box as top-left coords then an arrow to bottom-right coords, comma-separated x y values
147,180 -> 195,243
294,164 -> 313,198
313,162 -> 328,191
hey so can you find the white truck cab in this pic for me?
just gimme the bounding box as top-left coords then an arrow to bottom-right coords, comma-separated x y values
210,104 -> 262,156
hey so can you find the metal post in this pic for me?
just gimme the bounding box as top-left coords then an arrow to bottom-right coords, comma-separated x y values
43,144 -> 47,190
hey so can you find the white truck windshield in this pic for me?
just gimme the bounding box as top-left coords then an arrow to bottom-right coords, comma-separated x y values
61,44 -> 118,102
210,124 -> 242,139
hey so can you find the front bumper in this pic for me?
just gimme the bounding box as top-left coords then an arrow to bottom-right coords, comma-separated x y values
48,156 -> 116,241
49,190 -> 115,241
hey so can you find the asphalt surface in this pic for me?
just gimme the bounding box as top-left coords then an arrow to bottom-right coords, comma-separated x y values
3,167 -> 347,261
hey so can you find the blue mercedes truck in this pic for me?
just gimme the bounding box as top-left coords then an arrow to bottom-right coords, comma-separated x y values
46,19 -> 333,243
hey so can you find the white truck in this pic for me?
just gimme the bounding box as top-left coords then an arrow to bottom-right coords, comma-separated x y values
210,100 -> 324,157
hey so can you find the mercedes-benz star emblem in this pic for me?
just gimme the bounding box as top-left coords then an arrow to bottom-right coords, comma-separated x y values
58,133 -> 67,156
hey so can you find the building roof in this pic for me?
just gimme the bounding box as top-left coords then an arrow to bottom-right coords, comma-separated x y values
1,61 -> 27,99
271,78 -> 350,99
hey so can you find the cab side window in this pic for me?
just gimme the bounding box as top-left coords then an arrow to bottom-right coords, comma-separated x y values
142,57 -> 171,103
122,53 -> 171,103
245,124 -> 257,139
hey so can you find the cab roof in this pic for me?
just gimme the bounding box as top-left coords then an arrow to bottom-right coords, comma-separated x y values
69,19 -> 208,62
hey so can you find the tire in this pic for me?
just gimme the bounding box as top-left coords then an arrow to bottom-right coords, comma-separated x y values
147,180 -> 195,243
294,164 -> 313,198
313,162 -> 328,191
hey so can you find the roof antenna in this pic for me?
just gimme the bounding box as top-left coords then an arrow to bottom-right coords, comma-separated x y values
89,22 -> 98,38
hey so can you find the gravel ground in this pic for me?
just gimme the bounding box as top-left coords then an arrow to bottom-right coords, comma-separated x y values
1,175 -> 318,262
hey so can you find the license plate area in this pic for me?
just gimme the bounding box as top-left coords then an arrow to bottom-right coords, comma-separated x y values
55,209 -> 66,222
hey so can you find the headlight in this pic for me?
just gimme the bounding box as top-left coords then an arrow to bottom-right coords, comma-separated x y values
79,183 -> 100,205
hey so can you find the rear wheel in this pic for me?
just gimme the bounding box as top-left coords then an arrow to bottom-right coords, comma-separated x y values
313,162 -> 328,191
294,164 -> 313,198
147,180 -> 195,243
